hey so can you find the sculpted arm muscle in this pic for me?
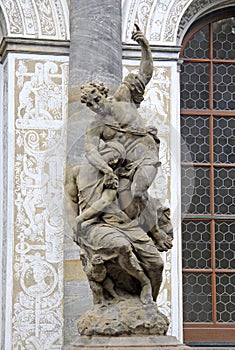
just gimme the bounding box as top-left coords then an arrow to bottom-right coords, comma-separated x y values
85,122 -> 113,174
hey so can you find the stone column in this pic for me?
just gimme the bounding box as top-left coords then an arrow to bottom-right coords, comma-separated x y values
64,0 -> 122,344
69,0 -> 122,89
67,0 -> 122,165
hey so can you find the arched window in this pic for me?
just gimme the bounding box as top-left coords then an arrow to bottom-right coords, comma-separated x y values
180,11 -> 235,345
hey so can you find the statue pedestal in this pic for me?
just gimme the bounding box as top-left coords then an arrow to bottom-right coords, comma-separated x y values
77,299 -> 169,336
64,335 -> 191,350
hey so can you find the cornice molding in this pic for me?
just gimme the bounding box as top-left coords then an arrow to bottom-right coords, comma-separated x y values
122,43 -> 181,61
0,37 -> 70,62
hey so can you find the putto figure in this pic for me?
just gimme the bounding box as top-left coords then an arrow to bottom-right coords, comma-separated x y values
66,25 -> 173,335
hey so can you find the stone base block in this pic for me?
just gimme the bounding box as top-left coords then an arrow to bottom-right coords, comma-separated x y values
77,299 -> 169,336
64,335 -> 191,350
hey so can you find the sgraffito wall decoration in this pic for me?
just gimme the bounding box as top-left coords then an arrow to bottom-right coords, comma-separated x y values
122,0 -> 233,45
0,0 -> 69,39
9,56 -> 68,350
176,0 -> 234,42
122,0 -> 191,44
0,0 -> 70,347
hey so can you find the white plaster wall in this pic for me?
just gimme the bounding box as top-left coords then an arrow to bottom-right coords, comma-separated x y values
0,61 -> 3,349
169,62 -> 183,341
4,55 -> 15,350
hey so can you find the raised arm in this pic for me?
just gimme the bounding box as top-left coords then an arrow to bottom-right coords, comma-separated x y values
114,25 -> 153,104
132,24 -> 153,86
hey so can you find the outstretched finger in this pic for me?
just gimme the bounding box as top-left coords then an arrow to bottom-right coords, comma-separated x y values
134,23 -> 141,32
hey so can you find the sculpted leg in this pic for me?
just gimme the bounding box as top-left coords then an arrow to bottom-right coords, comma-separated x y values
118,178 -> 146,219
135,242 -> 164,302
147,260 -> 164,302
131,165 -> 158,198
118,243 -> 153,304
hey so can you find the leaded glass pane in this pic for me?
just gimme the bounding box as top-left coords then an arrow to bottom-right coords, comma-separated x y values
214,168 -> 235,214
214,117 -> 235,164
184,25 -> 209,59
183,273 -> 212,322
182,167 -> 210,214
182,221 -> 211,269
213,64 -> 235,110
181,63 -> 209,110
215,222 -> 235,270
213,18 -> 235,60
181,14 -> 235,337
181,116 -> 210,163
216,274 -> 235,323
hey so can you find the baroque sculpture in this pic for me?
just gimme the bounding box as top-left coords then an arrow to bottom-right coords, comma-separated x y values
66,25 -> 173,336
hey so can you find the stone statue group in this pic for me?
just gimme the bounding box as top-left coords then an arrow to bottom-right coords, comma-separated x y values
66,25 -> 173,335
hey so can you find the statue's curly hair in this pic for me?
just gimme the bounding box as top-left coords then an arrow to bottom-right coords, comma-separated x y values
80,82 -> 109,103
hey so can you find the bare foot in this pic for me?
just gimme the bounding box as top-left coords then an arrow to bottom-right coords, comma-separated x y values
140,284 -> 153,304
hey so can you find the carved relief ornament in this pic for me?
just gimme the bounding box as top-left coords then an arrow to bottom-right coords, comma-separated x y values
0,0 -> 69,39
12,57 -> 68,350
122,0 -> 235,45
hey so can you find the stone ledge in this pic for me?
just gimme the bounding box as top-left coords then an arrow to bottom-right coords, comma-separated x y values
0,37 -> 70,62
64,335 -> 191,350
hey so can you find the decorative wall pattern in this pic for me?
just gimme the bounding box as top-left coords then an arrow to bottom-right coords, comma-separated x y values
122,0 -> 232,45
163,0 -> 189,42
122,0 -> 189,44
0,0 -> 69,39
176,0 -> 234,42
123,63 -> 172,326
1,61 -> 9,350
11,56 -> 68,350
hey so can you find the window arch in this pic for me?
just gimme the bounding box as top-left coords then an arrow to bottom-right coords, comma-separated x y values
180,10 -> 235,344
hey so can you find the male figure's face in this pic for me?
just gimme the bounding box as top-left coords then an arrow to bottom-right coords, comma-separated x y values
85,87 -> 106,115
